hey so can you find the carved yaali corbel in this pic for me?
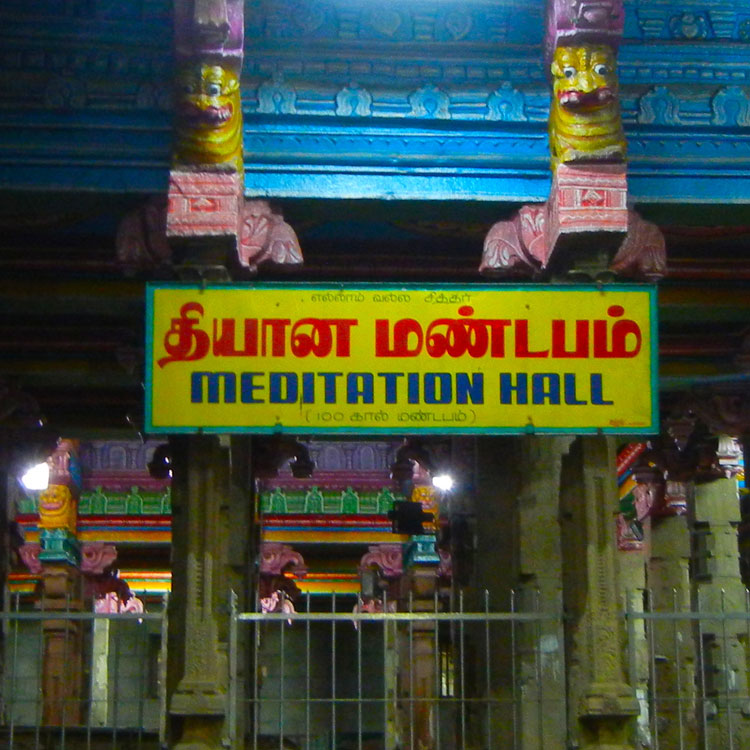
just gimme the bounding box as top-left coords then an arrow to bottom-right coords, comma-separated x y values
481,0 -> 665,281
167,0 -> 245,267
119,1 -> 303,275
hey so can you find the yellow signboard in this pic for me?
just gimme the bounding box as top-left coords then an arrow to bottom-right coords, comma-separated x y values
145,283 -> 658,435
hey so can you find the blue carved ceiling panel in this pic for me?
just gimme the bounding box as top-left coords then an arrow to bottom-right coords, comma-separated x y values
0,0 -> 748,201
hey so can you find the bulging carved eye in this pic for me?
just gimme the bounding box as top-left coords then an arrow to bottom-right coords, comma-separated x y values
593,63 -> 609,75
563,66 -> 576,78
206,83 -> 222,96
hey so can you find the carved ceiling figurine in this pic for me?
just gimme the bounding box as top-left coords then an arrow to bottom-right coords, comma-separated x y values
173,63 -> 243,172
549,44 -> 626,170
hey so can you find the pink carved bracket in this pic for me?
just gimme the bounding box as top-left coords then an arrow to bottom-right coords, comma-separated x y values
239,200 -> 304,273
80,542 -> 118,575
116,195 -> 304,274
19,542 -> 42,574
545,0 -> 624,67
359,544 -> 403,578
481,206 -> 666,281
259,542 -> 307,577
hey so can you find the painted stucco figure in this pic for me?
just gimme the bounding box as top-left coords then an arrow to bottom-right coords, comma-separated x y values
174,63 -> 242,172
549,45 -> 626,170
38,484 -> 77,534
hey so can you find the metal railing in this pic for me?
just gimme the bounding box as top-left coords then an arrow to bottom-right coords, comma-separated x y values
229,590 -> 567,750
0,594 -> 167,750
625,589 -> 750,750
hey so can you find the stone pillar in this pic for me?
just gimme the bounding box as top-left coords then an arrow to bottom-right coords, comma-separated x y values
645,481 -> 698,750
168,435 -> 246,750
560,436 -> 639,750
37,439 -> 84,726
691,476 -> 750,748
399,482 -> 441,750
514,436 -> 569,750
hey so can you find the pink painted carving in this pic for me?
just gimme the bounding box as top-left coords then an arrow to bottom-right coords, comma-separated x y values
260,542 -> 307,577
47,439 -> 80,493
359,544 -> 403,578
174,0 -> 244,63
480,206 -> 542,277
238,200 -> 304,272
351,598 -> 397,628
653,480 -> 688,517
616,514 -> 644,551
115,197 -> 171,275
545,0 -> 624,65
480,202 -> 664,281
95,591 -> 145,614
19,542 -> 42,574
546,163 -> 628,254
437,549 -> 452,579
260,590 -> 296,623
80,543 -> 117,574
166,171 -> 243,240
611,211 -> 667,281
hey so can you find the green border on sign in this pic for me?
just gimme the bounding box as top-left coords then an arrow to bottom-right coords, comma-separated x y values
144,282 -> 659,437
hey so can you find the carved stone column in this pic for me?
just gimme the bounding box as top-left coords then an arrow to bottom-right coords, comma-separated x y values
399,482 -> 441,750
561,436 -> 639,749
646,481 -> 698,750
515,436 -> 570,750
37,439 -> 84,726
168,435 -> 245,750
691,475 -> 750,749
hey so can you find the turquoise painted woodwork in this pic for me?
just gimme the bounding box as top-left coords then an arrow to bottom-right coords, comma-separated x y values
0,0 -> 749,201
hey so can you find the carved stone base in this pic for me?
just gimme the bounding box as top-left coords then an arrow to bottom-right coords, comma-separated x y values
166,171 -> 243,262
546,164 -> 628,273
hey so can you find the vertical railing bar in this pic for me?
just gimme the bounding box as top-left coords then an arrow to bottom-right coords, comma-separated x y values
158,593 -> 169,750
382,589 -> 388,750
408,590 -> 414,750
253,613 -> 259,750
459,589 -> 466,750
137,612 -> 147,750
279,604 -> 285,750
112,607 -> 121,750
8,592 -> 21,750
34,589 -> 44,750
228,591 -> 239,750
510,589 -> 518,750
331,592 -> 337,750
484,589 -> 492,750
86,607 -> 94,750
534,588 -> 544,750
305,591 -> 311,750
672,589 -> 685,750
433,587 -> 440,750
625,592 -> 637,690
647,590 -> 660,750
556,588 -> 567,750
357,593 -> 363,750
60,588 -> 71,750
721,589 -> 735,750
697,592 -> 709,750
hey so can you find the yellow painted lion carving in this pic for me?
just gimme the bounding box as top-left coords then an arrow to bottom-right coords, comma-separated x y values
174,64 -> 243,172
549,45 -> 626,170
38,484 -> 77,533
